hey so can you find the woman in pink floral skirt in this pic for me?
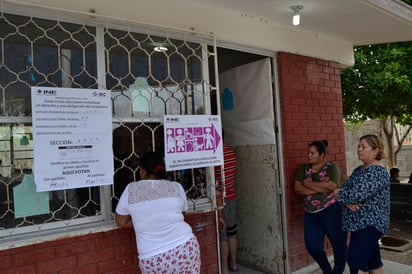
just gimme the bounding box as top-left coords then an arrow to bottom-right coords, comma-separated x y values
115,151 -> 201,274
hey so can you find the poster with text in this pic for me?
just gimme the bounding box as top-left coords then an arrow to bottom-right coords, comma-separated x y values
164,115 -> 223,171
31,87 -> 114,191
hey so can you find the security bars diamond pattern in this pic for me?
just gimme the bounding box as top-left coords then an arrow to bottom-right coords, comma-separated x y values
0,4 -> 218,243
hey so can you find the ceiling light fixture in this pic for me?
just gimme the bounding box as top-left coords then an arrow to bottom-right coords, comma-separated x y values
154,46 -> 168,52
290,5 -> 304,26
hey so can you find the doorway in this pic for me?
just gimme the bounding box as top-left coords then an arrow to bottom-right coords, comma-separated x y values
210,47 -> 286,273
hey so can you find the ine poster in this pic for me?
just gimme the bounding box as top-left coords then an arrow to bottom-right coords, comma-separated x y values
164,115 -> 223,171
31,87 -> 114,191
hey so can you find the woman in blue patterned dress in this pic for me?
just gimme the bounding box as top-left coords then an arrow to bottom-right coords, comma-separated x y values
334,134 -> 390,274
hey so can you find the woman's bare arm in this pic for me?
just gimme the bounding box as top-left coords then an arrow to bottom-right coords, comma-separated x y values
115,213 -> 133,228
294,180 -> 317,195
303,179 -> 338,193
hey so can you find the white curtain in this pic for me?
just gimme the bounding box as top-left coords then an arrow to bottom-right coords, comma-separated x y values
219,58 -> 275,146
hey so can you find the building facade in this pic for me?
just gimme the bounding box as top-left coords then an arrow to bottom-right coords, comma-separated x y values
1,1 -> 411,273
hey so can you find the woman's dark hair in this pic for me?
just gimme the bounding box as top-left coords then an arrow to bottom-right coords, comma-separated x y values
140,151 -> 166,179
309,140 -> 328,155
390,167 -> 400,177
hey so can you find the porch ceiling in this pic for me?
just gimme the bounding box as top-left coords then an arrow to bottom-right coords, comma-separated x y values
190,0 -> 412,46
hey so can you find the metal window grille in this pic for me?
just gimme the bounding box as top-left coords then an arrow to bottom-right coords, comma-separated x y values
0,2 -> 218,245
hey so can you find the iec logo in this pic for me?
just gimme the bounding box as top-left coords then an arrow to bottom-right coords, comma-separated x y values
93,91 -> 107,97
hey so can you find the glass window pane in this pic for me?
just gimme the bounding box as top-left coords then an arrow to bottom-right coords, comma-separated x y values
0,13 -> 99,232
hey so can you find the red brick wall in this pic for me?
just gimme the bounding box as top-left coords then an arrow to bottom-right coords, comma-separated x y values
277,52 -> 347,272
0,211 -> 218,274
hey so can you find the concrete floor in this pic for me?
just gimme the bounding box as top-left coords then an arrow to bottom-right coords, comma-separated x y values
236,259 -> 412,274
232,264 -> 268,274
234,219 -> 412,273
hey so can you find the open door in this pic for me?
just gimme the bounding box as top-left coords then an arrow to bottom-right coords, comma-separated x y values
218,57 -> 285,273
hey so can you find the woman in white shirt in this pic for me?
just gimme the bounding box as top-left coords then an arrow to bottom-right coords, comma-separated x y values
115,151 -> 201,274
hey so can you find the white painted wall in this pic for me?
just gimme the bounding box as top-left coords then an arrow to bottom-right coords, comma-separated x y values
7,0 -> 354,66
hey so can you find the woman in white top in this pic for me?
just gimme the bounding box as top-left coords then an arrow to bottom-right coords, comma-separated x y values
115,151 -> 201,274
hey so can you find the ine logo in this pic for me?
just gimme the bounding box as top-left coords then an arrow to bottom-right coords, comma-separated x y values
166,117 -> 179,122
36,89 -> 56,96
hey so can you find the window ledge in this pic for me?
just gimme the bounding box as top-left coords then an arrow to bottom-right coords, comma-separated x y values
0,221 -> 116,250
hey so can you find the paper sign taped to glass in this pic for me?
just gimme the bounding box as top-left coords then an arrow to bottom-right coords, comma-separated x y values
13,174 -> 50,218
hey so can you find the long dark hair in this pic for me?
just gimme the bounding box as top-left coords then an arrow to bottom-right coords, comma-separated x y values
309,140 -> 328,155
140,151 -> 166,179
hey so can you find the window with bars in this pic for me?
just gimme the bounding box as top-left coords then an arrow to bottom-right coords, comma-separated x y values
0,8 -> 217,243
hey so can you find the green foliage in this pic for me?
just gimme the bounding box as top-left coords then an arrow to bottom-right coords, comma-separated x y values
341,42 -> 412,125
402,0 -> 412,6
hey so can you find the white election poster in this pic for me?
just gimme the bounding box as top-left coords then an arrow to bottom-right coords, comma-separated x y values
31,87 -> 114,191
164,115 -> 223,171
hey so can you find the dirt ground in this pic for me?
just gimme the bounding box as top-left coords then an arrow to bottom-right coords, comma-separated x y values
380,219 -> 412,265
